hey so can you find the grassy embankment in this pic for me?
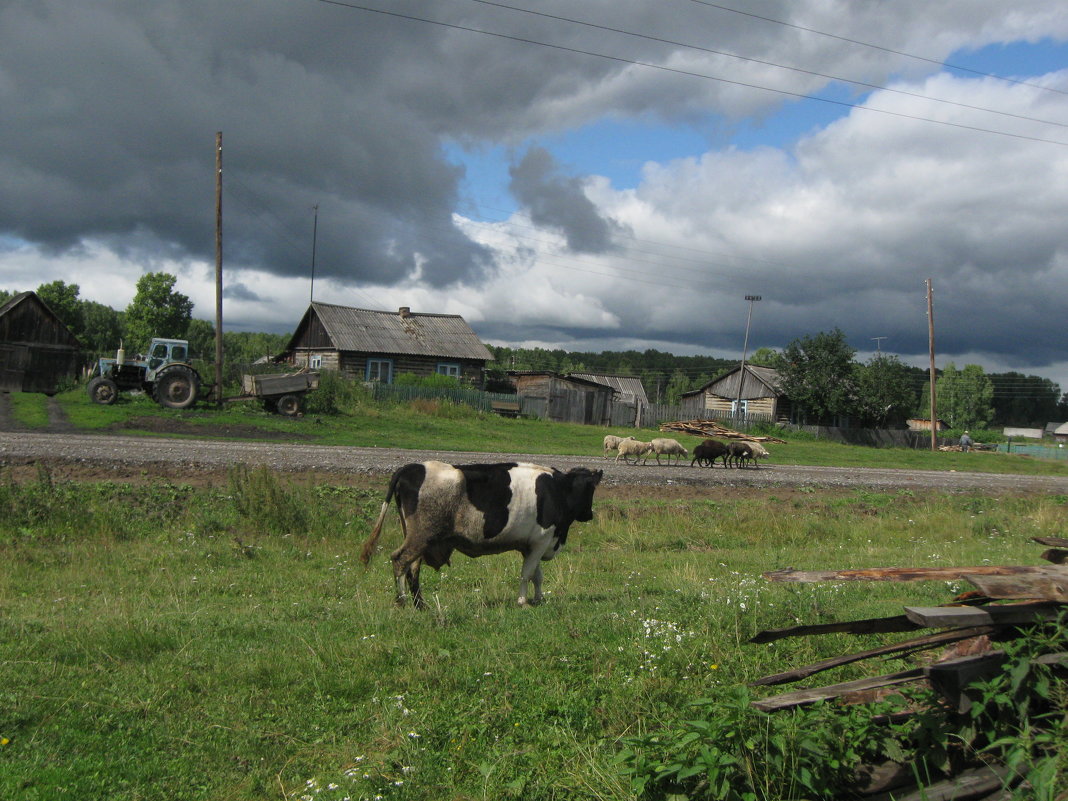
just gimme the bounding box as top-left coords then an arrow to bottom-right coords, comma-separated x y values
8,386 -> 1068,478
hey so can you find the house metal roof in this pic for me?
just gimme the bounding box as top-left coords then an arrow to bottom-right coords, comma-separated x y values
295,303 -> 493,361
567,373 -> 650,405
681,364 -> 782,400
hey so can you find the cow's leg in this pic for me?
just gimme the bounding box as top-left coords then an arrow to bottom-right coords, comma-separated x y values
517,547 -> 549,606
391,546 -> 426,609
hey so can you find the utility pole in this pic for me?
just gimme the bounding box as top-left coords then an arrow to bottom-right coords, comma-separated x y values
871,336 -> 887,354
309,203 -> 319,302
214,131 -> 224,408
926,279 -> 937,451
736,295 -> 761,420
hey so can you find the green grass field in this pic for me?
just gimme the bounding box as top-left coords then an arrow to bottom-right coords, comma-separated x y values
2,459 -> 1066,800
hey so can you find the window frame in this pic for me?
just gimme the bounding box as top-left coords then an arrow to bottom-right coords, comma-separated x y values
365,358 -> 394,383
435,362 -> 461,379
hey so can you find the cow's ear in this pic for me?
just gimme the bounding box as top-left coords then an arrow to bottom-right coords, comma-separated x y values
594,469 -> 604,483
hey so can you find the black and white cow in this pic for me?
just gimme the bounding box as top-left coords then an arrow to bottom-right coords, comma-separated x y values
359,461 -> 604,608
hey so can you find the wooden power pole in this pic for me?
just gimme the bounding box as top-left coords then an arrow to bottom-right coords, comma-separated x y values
214,132 -> 224,408
926,278 -> 937,451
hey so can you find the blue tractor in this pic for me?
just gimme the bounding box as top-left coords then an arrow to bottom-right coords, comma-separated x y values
87,338 -> 203,409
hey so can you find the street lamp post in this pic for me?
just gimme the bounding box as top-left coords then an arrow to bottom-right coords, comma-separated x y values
736,295 -> 761,420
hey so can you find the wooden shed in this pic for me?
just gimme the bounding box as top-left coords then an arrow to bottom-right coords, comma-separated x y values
567,372 -> 650,427
281,303 -> 493,386
679,364 -> 788,422
0,291 -> 83,394
510,371 -> 614,425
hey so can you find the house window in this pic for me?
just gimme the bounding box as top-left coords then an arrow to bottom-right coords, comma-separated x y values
366,358 -> 393,383
309,354 -> 323,369
731,399 -> 748,418
436,363 -> 460,379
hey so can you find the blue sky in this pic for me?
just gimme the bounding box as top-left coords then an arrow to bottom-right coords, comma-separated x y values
453,35 -> 1068,221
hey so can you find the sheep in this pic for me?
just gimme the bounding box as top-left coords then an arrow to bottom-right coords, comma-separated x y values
650,437 -> 688,466
744,441 -> 770,465
727,440 -> 754,468
615,438 -> 653,465
603,434 -> 635,460
690,439 -> 729,468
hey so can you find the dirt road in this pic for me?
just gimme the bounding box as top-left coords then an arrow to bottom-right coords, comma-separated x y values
2,430 -> 1066,494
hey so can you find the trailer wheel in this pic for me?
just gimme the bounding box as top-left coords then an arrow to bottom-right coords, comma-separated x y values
275,394 -> 302,417
87,376 -> 119,405
154,366 -> 200,410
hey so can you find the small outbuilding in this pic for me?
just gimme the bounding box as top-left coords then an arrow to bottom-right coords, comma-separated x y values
907,418 -> 948,433
509,371 -> 614,425
0,291 -> 83,394
281,303 -> 493,386
567,372 -> 650,427
1052,422 -> 1068,444
679,364 -> 788,423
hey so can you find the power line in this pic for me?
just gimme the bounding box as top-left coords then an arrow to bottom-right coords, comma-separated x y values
463,0 -> 1068,131
688,0 -> 1068,98
314,0 -> 1068,147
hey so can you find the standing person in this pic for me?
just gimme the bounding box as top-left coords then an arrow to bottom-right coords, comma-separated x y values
960,431 -> 973,452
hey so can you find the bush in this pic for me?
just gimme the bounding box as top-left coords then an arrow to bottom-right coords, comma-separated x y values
303,370 -> 371,415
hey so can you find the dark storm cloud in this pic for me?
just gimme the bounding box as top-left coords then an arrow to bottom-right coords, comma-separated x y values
508,148 -> 623,253
0,0 -> 857,291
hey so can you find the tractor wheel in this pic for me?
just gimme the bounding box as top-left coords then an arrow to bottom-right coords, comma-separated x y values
87,376 -> 119,405
275,394 -> 302,417
154,367 -> 200,410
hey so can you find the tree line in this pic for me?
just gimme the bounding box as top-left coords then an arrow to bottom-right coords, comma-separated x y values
1,275 -> 289,368
5,278 -> 1064,427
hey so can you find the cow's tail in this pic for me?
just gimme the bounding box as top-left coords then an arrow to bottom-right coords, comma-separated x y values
359,470 -> 402,565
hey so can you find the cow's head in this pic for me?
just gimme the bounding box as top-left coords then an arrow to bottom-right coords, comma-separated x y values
561,467 -> 603,522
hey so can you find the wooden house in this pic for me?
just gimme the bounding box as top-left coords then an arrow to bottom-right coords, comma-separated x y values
679,364 -> 788,422
0,291 -> 83,394
509,371 -> 614,425
281,303 -> 493,385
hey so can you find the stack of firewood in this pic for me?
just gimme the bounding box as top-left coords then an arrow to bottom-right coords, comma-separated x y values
748,537 -> 1068,800
658,419 -> 787,444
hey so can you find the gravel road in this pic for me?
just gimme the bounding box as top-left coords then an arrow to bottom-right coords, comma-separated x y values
3,430 -> 1067,494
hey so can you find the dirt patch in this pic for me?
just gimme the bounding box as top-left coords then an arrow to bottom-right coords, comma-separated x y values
108,415 -> 311,440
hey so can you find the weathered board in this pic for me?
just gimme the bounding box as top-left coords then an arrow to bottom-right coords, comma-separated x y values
763,565 -> 1063,583
903,602 -> 1061,628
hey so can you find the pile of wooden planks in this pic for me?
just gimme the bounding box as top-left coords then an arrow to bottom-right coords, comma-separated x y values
658,419 -> 788,443
749,537 -> 1068,800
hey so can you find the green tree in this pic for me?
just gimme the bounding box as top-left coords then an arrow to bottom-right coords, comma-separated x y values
747,347 -> 781,368
123,272 -> 194,353
937,362 -> 994,430
80,300 -> 124,354
185,319 -> 216,362
988,372 -> 1062,427
0,288 -> 15,306
777,328 -> 857,425
665,370 -> 691,405
36,280 -> 84,339
853,354 -> 917,428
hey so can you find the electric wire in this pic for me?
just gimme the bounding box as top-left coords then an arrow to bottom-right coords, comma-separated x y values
688,0 -> 1068,97
463,0 -> 1068,131
314,0 -> 1068,147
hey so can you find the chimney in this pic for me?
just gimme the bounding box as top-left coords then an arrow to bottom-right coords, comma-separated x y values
398,306 -> 411,318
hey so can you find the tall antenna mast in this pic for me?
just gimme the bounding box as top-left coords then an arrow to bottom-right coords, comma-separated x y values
926,279 -> 937,452
309,203 -> 319,302
214,132 -> 224,408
